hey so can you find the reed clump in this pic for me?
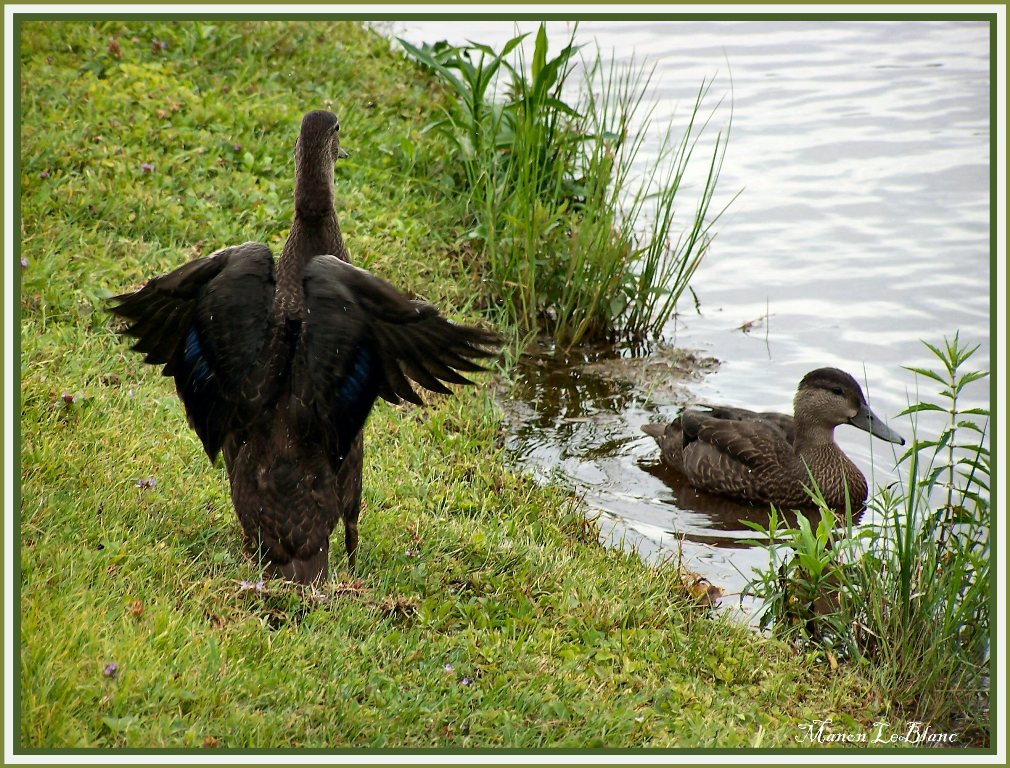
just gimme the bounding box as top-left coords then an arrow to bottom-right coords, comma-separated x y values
400,24 -> 729,350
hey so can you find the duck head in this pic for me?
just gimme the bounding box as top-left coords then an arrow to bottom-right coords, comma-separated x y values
794,367 -> 905,445
294,110 -> 349,220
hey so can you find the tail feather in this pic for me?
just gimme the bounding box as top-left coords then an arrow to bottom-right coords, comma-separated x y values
641,423 -> 667,439
265,548 -> 329,586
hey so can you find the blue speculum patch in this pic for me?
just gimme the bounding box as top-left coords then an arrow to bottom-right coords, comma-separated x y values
184,326 -> 214,386
338,344 -> 372,406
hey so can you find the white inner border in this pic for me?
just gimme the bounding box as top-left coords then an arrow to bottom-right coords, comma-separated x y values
4,4 -> 1006,765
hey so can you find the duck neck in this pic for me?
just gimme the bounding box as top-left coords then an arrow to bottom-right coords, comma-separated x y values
291,150 -> 348,262
792,422 -> 838,456
275,212 -> 348,313
284,212 -> 349,266
791,393 -> 840,455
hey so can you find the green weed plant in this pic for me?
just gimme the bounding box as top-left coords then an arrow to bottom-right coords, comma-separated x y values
744,334 -> 990,739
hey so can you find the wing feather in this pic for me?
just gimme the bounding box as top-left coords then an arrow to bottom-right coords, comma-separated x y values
685,413 -> 793,472
293,255 -> 500,459
110,242 -> 276,461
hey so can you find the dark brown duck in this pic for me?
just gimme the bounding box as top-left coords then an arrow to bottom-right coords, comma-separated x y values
111,111 -> 499,584
641,368 -> 904,510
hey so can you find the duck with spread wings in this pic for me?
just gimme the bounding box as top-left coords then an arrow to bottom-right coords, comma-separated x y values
111,111 -> 499,584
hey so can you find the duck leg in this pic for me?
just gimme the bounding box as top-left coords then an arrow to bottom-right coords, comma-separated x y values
337,434 -> 363,571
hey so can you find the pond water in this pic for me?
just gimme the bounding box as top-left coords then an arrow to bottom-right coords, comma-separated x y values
393,20 -> 992,616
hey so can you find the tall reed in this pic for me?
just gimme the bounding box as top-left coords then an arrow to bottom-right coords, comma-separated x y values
400,24 -> 729,349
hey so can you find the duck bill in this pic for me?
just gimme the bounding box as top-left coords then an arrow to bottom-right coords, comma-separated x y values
849,403 -> 905,445
336,147 -> 350,160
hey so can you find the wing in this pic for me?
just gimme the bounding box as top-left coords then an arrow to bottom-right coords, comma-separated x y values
291,255 -> 500,460
681,409 -> 796,473
110,242 -> 276,461
695,404 -> 795,444
678,410 -> 806,502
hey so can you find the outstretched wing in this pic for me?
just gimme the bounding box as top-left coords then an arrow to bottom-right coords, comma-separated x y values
110,242 -> 276,461
291,254 -> 500,459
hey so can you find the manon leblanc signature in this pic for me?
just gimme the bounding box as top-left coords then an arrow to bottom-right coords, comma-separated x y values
796,718 -> 960,745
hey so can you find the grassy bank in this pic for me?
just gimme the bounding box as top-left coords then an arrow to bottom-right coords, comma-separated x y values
21,20 -> 889,749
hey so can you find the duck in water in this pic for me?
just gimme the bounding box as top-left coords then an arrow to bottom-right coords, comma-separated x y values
642,367 -> 904,510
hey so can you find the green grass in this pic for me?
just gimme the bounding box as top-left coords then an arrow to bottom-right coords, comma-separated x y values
21,20 -> 893,749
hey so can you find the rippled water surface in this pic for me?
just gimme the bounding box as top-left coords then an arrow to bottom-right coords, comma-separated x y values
395,20 -> 992,612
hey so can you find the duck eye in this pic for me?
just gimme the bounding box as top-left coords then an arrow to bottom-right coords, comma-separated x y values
831,386 -> 844,396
